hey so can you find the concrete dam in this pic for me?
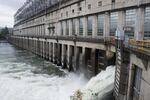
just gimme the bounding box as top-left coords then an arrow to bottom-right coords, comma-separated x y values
7,0 -> 150,100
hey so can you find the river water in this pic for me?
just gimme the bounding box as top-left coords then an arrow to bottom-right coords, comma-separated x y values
0,41 -> 88,100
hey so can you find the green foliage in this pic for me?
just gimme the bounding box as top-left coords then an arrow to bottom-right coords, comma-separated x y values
0,27 -> 9,39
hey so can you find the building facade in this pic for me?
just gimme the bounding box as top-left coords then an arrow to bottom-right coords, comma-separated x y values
11,0 -> 150,100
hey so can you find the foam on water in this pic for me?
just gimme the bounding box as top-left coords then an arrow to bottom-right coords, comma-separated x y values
0,62 -> 88,100
0,43 -> 88,100
0,42 -> 115,100
72,66 -> 115,100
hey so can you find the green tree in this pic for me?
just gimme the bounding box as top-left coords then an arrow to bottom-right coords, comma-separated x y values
0,27 -> 9,39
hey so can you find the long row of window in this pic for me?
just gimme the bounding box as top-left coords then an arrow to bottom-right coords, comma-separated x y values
59,7 -> 150,39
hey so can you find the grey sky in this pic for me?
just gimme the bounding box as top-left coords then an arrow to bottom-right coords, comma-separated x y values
0,0 -> 26,27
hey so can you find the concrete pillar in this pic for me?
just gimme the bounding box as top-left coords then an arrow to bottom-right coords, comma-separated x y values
91,48 -> 96,76
53,43 -> 55,63
36,39 -> 38,54
49,42 -> 51,61
47,41 -> 49,59
40,40 -> 42,56
62,45 -> 67,68
51,43 -> 53,62
53,43 -> 57,64
57,22 -> 61,36
69,20 -> 73,36
62,44 -> 65,67
39,26 -> 41,36
127,64 -> 135,100
92,15 -> 98,37
45,24 -> 49,36
117,11 -> 125,39
57,43 -> 61,66
41,26 -> 42,36
38,26 -> 40,36
60,22 -> 63,36
82,47 -> 86,73
67,45 -> 73,71
83,17 -> 88,36
135,8 -> 144,40
67,45 -> 70,70
54,23 -> 57,36
63,21 -> 67,36
43,25 -> 45,36
104,12 -> 110,38
42,41 -> 44,57
35,26 -> 39,35
73,46 -> 80,72
75,18 -> 80,35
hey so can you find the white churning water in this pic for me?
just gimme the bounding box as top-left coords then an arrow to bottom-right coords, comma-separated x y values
72,66 -> 115,100
0,42 -> 115,100
0,42 -> 87,100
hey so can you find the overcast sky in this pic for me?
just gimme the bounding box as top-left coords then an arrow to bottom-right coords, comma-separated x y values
0,0 -> 26,28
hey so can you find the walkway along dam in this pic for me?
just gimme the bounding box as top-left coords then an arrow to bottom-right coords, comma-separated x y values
8,0 -> 150,100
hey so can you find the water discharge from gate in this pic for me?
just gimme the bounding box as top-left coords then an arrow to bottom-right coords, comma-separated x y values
0,41 -> 115,100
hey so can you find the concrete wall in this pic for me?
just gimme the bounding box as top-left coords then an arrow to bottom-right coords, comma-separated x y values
128,54 -> 150,100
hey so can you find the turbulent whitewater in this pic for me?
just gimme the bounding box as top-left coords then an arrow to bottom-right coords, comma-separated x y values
72,66 -> 115,100
0,42 -> 87,100
0,42 -> 115,100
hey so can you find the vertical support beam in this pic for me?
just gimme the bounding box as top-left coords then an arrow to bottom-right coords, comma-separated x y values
69,20 -> 73,36
61,44 -> 65,67
57,43 -> 61,65
127,64 -> 135,100
67,45 -> 72,71
91,48 -> 96,76
67,45 -> 70,69
57,22 -> 61,36
104,12 -> 110,38
45,24 -> 49,36
118,11 -> 125,38
79,47 -> 86,73
43,25 -> 45,36
53,43 -> 57,63
135,7 -> 145,40
47,41 -> 49,59
92,15 -> 98,37
63,21 -> 67,36
38,26 -> 40,36
73,46 -> 77,71
75,18 -> 80,35
51,43 -> 53,62
74,47 -> 80,72
42,41 -> 44,58
83,17 -> 88,36
49,42 -> 51,61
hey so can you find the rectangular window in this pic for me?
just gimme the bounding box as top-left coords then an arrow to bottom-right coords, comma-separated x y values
98,1 -> 102,7
97,15 -> 104,36
133,67 -> 142,100
88,16 -> 93,36
79,7 -> 82,11
144,7 -> 150,40
72,9 -> 74,13
88,4 -> 91,9
110,12 -> 118,36
79,18 -> 83,36
112,0 -> 115,3
125,9 -> 136,38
